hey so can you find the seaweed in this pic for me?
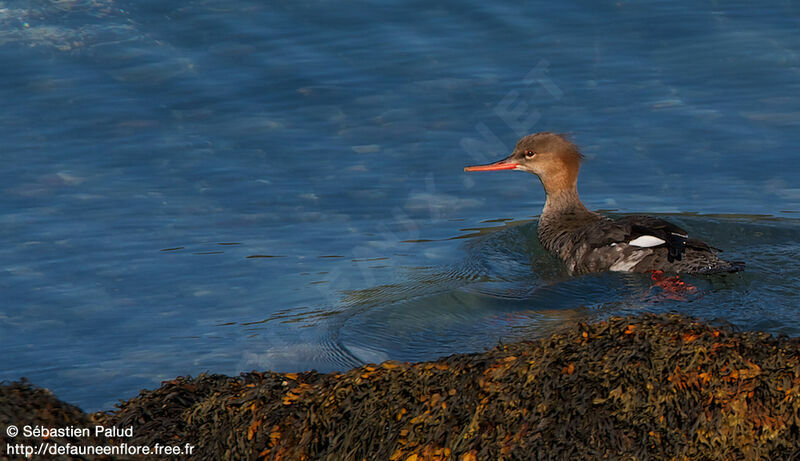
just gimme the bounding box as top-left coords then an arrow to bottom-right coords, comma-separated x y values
4,313 -> 800,460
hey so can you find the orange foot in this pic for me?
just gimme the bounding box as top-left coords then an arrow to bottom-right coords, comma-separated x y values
650,270 -> 698,300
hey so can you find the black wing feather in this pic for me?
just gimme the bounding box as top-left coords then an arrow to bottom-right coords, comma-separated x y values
586,216 -> 691,263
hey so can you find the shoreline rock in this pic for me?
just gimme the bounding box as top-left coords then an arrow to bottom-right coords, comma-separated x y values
3,313 -> 800,460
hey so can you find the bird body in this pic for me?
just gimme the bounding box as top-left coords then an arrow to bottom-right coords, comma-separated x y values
465,132 -> 743,275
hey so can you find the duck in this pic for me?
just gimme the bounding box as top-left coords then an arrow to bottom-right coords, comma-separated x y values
464,132 -> 744,275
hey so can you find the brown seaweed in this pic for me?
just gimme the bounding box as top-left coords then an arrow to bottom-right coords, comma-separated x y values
4,313 -> 800,460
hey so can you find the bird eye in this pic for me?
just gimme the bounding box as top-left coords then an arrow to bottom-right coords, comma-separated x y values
525,151 -> 535,158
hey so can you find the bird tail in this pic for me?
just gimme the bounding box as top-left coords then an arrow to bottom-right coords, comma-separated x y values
699,260 -> 745,274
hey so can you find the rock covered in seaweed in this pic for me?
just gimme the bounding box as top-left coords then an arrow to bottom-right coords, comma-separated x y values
4,313 -> 800,460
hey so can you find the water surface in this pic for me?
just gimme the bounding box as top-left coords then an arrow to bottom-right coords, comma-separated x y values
1,0 -> 799,410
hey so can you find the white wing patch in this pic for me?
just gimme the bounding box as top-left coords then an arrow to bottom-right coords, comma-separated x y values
628,235 -> 666,248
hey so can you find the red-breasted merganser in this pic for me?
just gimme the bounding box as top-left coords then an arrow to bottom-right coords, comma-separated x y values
465,132 -> 744,275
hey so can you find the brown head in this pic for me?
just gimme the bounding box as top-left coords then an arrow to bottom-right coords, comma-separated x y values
464,132 -> 584,195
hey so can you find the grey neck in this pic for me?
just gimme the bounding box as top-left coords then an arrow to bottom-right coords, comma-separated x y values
538,188 -> 602,252
541,189 -> 591,220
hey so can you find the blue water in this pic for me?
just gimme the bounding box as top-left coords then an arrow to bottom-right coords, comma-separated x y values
1,1 -> 799,411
